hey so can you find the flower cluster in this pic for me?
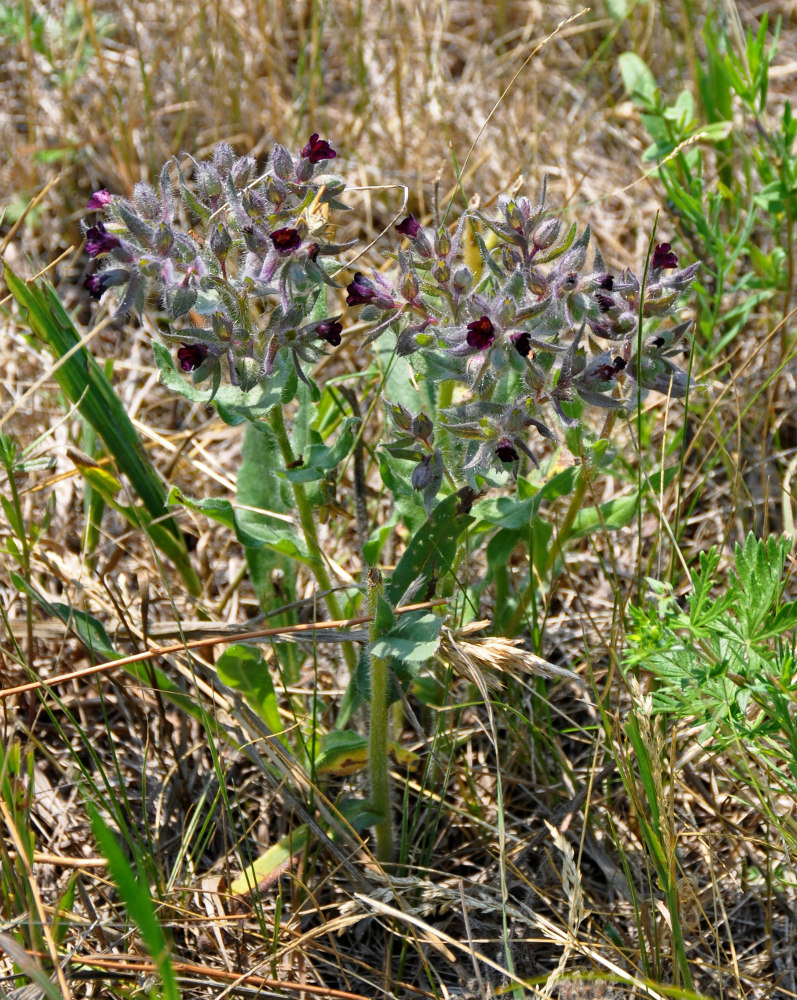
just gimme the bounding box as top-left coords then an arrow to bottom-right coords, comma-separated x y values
84,136 -> 699,508
343,184 -> 699,499
83,135 -> 349,392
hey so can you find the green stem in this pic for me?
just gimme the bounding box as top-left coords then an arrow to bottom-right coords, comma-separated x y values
267,407 -> 358,675
507,409 -> 618,638
368,647 -> 392,861
367,572 -> 393,862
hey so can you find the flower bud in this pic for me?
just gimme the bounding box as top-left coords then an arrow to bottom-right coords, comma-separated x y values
532,217 -> 561,249
213,143 -> 235,172
212,311 -> 233,340
155,222 -> 174,256
528,268 -> 547,297
389,402 -> 413,432
264,175 -> 287,207
412,412 -> 434,442
432,259 -> 450,284
434,226 -> 451,258
133,182 -> 160,219
271,144 -> 294,180
451,266 -> 473,293
210,223 -> 232,262
237,356 -> 262,392
231,156 -> 255,187
197,164 -> 222,202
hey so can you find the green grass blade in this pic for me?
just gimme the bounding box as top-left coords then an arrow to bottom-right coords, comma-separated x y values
2,262 -> 200,596
88,805 -> 180,1000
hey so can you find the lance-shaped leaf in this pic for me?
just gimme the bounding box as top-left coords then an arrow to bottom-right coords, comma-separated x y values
3,262 -> 200,595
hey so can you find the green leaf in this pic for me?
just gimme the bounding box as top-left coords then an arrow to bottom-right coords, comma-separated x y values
374,595 -> 395,636
569,491 -> 641,538
618,51 -> 659,109
237,421 -> 297,613
370,611 -> 444,666
315,731 -> 369,775
3,264 -> 200,595
216,644 -> 284,738
153,340 -> 284,422
732,532 -> 790,635
280,418 -> 358,483
169,488 -> 311,563
473,494 -> 539,530
385,490 -> 474,605
88,805 -> 180,1000
486,527 -> 525,568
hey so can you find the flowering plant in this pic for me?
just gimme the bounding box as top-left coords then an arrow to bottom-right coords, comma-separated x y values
83,135 -> 699,859
84,139 -> 697,510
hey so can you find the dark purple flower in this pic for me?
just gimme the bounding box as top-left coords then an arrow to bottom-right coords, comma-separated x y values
84,269 -> 127,300
495,438 -> 519,463
466,315 -> 495,350
346,272 -> 377,306
652,243 -> 678,269
306,243 -> 319,261
85,222 -> 121,257
316,319 -> 343,346
86,189 -> 112,211
594,363 -> 618,381
270,227 -> 302,254
509,331 -> 532,357
598,273 -> 614,290
396,214 -> 421,238
177,344 -> 208,371
596,293 -> 614,313
301,133 -> 337,164
614,356 -> 627,372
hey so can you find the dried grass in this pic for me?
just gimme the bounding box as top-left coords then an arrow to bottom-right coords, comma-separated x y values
2,1 -> 797,998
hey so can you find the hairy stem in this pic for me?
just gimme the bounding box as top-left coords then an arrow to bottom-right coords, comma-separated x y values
268,406 -> 358,674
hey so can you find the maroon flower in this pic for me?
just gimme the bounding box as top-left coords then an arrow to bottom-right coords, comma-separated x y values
270,227 -> 302,254
466,315 -> 495,350
84,269 -> 127,299
596,293 -> 614,313
509,330 -> 532,357
396,214 -> 421,238
301,133 -> 337,164
495,438 -> 519,463
652,243 -> 678,269
346,272 -> 377,306
85,222 -> 121,257
306,243 -> 320,261
597,273 -> 614,290
87,189 -> 113,211
316,319 -> 343,346
594,363 -> 618,381
177,344 -> 208,371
